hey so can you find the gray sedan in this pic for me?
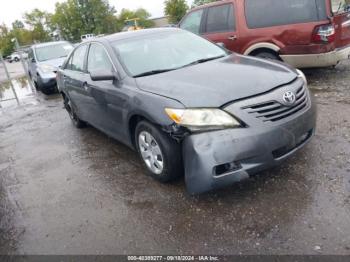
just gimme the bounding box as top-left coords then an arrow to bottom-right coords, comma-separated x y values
57,28 -> 316,194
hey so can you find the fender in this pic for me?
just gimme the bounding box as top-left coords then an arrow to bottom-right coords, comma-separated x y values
243,42 -> 281,56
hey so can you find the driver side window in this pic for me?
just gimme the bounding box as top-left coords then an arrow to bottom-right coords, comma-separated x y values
87,44 -> 113,73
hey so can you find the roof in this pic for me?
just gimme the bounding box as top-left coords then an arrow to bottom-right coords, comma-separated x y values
190,0 -> 233,12
101,28 -> 181,43
32,41 -> 70,49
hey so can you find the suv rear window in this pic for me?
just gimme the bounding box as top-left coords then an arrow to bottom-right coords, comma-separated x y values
245,0 -> 327,29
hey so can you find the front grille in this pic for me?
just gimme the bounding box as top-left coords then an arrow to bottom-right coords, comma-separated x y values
242,85 -> 308,122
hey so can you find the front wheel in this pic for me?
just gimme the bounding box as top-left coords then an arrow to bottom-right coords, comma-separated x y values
135,121 -> 183,183
64,96 -> 86,128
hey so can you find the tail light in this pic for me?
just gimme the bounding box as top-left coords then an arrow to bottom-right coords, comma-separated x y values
312,24 -> 336,43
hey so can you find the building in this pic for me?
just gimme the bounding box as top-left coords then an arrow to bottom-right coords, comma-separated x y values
150,16 -> 171,28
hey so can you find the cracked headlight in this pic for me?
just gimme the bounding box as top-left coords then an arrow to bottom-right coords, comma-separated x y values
38,64 -> 56,74
165,108 -> 241,131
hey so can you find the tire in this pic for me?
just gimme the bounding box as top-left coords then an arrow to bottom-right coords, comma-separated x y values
36,75 -> 44,92
14,57 -> 19,62
64,96 -> 86,128
135,121 -> 183,183
254,51 -> 280,61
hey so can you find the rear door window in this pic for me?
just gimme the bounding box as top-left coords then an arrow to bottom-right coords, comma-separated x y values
204,4 -> 236,33
180,9 -> 204,34
245,0 -> 327,29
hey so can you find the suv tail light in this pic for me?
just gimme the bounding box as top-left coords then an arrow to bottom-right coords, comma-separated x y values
312,24 -> 336,43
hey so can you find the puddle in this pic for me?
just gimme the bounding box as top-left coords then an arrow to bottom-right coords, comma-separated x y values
0,77 -> 34,108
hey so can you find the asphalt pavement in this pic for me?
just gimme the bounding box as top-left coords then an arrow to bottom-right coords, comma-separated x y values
0,61 -> 349,255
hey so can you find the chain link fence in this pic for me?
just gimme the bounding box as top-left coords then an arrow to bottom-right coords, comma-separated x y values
0,45 -> 36,109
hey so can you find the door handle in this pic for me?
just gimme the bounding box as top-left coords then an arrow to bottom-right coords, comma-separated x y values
228,35 -> 237,41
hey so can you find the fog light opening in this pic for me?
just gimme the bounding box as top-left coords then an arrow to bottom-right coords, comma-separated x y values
214,161 -> 242,176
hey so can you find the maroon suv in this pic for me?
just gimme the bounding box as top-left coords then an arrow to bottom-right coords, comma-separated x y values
179,0 -> 350,68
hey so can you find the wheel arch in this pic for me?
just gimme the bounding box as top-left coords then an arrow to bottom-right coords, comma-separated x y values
243,42 -> 281,56
128,113 -> 159,149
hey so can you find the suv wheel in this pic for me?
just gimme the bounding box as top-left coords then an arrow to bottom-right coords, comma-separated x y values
135,121 -> 183,183
64,96 -> 86,128
254,51 -> 280,61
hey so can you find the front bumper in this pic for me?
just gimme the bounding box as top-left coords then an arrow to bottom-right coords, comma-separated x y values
40,73 -> 57,87
280,45 -> 350,68
183,94 -> 316,195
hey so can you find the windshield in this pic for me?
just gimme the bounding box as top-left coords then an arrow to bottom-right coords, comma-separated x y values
35,43 -> 73,62
332,0 -> 350,14
111,30 -> 228,77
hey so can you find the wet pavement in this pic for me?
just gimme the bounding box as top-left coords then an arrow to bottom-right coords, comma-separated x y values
0,62 -> 26,83
0,62 -> 350,255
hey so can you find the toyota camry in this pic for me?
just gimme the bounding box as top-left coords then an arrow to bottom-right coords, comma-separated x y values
57,28 -> 316,194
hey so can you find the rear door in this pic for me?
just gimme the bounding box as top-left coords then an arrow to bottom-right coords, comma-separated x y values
64,44 -> 90,121
331,0 -> 350,48
201,2 -> 241,52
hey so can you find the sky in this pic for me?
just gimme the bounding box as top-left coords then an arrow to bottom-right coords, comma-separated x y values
0,0 -> 194,27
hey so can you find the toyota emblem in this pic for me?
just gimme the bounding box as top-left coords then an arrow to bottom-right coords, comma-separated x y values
283,91 -> 296,105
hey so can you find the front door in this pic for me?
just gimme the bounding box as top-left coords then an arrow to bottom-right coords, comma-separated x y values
86,43 -> 126,140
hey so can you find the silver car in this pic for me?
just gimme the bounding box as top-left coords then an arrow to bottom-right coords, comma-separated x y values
28,41 -> 73,94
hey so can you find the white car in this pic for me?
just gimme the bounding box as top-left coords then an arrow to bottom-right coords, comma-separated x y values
7,52 -> 28,63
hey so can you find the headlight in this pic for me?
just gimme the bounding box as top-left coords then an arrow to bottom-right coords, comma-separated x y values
296,69 -> 307,85
39,64 -> 56,73
165,108 -> 241,131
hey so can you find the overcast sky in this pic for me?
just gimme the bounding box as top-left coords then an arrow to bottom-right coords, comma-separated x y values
0,0 -> 194,27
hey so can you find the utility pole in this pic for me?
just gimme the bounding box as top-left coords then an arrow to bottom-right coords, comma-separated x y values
0,52 -> 20,105
12,37 -> 36,94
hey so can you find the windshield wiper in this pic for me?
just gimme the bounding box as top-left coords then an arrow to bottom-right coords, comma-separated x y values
134,69 -> 176,78
182,55 -> 226,68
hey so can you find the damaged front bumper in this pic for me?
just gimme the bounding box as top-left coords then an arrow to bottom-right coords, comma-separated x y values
183,97 -> 317,195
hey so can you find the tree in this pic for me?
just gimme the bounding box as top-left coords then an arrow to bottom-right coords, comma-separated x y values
24,9 -> 51,42
51,0 -> 119,41
164,0 -> 189,24
0,24 -> 14,56
117,8 -> 155,31
12,20 -> 25,30
192,0 -> 218,8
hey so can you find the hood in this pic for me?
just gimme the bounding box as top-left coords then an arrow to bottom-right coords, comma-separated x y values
38,57 -> 67,69
136,54 -> 298,108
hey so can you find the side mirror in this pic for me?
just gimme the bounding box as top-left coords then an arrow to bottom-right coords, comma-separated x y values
90,70 -> 116,81
216,42 -> 226,48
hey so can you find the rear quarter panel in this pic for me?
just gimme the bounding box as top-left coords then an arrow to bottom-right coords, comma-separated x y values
236,0 -> 334,55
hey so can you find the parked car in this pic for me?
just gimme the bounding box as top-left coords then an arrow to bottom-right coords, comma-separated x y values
81,34 -> 95,41
57,28 -> 316,194
179,0 -> 350,68
7,52 -> 20,63
7,51 -> 28,63
27,41 -> 74,94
